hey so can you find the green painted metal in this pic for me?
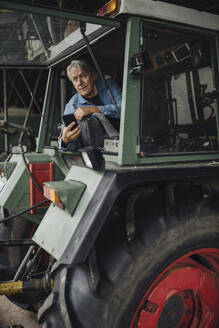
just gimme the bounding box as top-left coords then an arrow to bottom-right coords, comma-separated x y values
42,147 -> 85,177
135,19 -> 219,166
118,16 -> 141,165
44,180 -> 86,216
0,153 -> 66,224
0,0 -> 120,28
42,148 -> 70,177
0,162 -> 16,179
25,152 -> 66,181
4,154 -> 50,212
0,154 -> 28,209
33,165 -> 103,260
117,16 -> 219,166
36,68 -> 54,153
215,35 -> 219,146
137,153 -> 219,165
44,71 -> 59,146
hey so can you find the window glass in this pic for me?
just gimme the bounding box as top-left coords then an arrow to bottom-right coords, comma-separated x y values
141,25 -> 218,154
0,10 -> 107,67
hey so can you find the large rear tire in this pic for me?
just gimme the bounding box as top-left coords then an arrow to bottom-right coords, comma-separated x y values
40,183 -> 219,327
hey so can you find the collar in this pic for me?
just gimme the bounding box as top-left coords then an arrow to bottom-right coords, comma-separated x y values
76,79 -> 104,104
77,93 -> 90,105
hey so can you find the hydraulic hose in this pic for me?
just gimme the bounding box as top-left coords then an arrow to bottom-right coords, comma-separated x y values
0,199 -> 49,224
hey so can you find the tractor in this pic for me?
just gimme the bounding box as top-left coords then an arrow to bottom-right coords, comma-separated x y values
0,0 -> 219,327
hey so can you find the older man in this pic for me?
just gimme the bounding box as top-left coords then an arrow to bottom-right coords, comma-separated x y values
60,60 -> 122,151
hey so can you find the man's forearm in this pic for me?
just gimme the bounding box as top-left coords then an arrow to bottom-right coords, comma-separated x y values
75,106 -> 101,121
98,104 -> 121,118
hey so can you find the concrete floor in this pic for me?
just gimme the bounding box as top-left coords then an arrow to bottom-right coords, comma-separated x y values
0,296 -> 41,328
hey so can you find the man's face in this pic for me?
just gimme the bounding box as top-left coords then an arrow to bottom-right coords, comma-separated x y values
70,66 -> 97,98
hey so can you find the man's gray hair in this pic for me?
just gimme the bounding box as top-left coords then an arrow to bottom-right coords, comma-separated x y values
66,60 -> 94,81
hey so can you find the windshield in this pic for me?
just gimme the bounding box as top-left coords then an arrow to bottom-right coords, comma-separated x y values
0,9 -> 114,67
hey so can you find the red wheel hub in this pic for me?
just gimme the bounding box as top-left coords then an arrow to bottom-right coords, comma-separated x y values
130,249 -> 219,328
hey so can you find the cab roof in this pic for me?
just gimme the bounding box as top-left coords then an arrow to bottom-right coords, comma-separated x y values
118,0 -> 219,31
5,0 -> 219,16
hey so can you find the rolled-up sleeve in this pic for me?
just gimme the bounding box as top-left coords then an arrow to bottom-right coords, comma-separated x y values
59,136 -> 80,152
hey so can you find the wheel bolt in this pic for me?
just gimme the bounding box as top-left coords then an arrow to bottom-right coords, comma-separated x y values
185,309 -> 191,315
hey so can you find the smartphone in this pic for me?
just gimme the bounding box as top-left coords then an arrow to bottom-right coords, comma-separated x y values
63,113 -> 78,130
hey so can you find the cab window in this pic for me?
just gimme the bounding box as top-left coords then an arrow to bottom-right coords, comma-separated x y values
140,24 -> 218,154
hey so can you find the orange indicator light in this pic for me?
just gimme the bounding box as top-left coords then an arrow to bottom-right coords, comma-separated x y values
98,0 -> 118,16
43,185 -> 61,203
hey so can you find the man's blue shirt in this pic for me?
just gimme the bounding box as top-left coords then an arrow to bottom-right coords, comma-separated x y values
60,78 -> 121,151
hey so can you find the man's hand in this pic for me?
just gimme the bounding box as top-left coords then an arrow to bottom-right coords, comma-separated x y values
74,106 -> 101,121
62,122 -> 81,145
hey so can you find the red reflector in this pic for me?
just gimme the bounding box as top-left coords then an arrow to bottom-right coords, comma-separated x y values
29,162 -> 54,214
